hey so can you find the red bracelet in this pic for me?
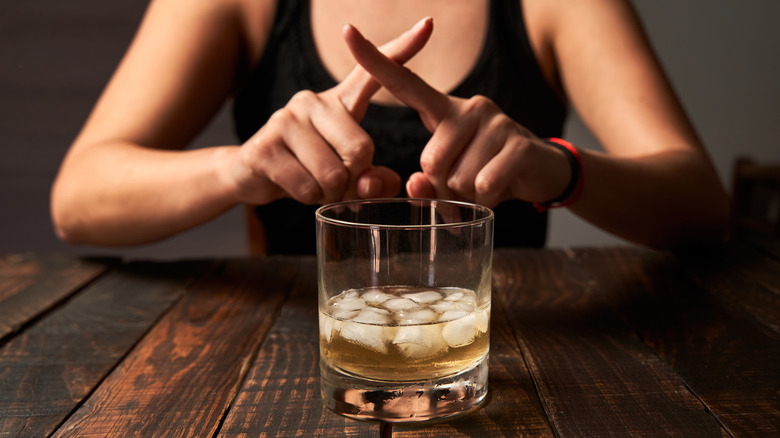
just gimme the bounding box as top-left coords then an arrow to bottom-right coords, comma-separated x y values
533,138 -> 584,212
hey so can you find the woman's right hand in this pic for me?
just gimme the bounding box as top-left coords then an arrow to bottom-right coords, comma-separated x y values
226,17 -> 433,206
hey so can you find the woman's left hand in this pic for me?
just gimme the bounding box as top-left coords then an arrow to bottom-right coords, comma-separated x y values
342,24 -> 571,208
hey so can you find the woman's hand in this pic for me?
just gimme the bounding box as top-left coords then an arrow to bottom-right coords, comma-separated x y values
344,6 -> 729,250
342,23 -> 572,209
227,17 -> 434,206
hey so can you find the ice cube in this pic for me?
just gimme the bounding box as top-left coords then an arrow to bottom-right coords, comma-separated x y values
340,321 -> 388,353
441,314 -> 477,347
332,296 -> 367,312
475,307 -> 490,333
319,314 -> 344,342
352,307 -> 391,325
362,289 -> 394,305
402,290 -> 442,304
444,289 -> 477,310
444,290 -> 465,301
395,308 -> 437,325
342,289 -> 360,300
331,308 -> 359,320
439,309 -> 469,322
431,301 -> 458,313
382,298 -> 418,311
454,301 -> 476,311
392,325 -> 447,359
320,313 -> 334,342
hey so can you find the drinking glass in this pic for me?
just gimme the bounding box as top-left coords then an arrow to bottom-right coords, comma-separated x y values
316,199 -> 494,422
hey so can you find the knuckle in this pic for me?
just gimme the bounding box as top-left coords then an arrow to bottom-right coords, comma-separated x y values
243,136 -> 277,165
447,173 -> 473,197
419,157 -> 437,177
268,107 -> 296,128
474,172 -> 496,196
294,181 -> 322,205
420,150 -> 445,176
487,113 -> 515,134
342,136 -> 374,167
290,89 -> 317,106
467,95 -> 497,112
320,166 -> 349,191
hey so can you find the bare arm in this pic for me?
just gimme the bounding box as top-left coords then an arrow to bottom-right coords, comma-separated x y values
547,0 -> 729,248
345,0 -> 729,249
51,0 -> 262,245
51,0 -> 433,247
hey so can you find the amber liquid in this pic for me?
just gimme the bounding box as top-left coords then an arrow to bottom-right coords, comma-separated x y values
319,286 -> 490,382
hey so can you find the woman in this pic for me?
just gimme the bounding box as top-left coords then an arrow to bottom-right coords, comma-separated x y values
51,0 -> 729,254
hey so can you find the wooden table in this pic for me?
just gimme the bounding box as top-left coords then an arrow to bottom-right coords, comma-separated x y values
1,240 -> 778,437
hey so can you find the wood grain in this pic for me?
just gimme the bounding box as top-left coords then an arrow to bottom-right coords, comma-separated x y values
580,247 -> 780,436
216,256 -> 381,437
1,243 -> 777,437
51,258 -> 297,437
677,241 -> 780,337
391,257 -> 555,437
0,260 -> 193,437
0,254 -> 109,343
494,248 -> 726,437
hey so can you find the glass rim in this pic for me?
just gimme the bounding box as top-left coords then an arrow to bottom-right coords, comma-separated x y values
315,198 -> 494,229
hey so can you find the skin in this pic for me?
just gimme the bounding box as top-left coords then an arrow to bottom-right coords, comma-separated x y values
51,0 -> 730,250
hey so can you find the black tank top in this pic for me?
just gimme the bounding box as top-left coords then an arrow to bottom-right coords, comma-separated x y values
233,0 -> 567,254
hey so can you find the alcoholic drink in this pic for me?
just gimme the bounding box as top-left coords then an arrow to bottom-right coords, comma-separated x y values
320,286 -> 489,382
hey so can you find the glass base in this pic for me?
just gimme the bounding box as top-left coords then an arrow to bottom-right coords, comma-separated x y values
320,356 -> 488,423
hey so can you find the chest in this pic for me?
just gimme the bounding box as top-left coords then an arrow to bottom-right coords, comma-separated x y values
309,0 -> 489,105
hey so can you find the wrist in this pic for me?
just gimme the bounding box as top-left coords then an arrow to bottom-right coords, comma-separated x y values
533,138 -> 584,212
214,145 -> 250,204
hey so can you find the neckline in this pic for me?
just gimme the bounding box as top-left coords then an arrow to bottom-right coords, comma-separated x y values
302,0 -> 493,108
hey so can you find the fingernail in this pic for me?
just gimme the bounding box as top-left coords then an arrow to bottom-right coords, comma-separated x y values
413,16 -> 433,31
359,177 -> 382,198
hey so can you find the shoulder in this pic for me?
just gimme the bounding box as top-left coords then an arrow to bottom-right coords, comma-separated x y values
522,0 -> 651,97
525,0 -> 642,30
77,0 -> 281,149
139,0 -> 278,75
524,0 -> 648,58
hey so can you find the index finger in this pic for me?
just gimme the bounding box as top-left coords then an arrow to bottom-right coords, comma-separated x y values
337,17 -> 434,120
343,23 -> 451,131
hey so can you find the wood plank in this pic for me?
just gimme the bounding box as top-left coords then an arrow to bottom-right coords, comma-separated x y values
676,241 -> 780,337
220,254 -> 555,437
391,254 -> 555,437
494,248 -> 726,437
0,254 -> 110,343
216,256 -> 381,437
0,260 -> 195,438
579,247 -> 780,436
52,258 -> 297,437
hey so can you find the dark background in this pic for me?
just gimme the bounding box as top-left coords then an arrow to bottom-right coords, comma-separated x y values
2,1 -> 779,259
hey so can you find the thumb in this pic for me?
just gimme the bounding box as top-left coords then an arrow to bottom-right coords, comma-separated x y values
356,166 -> 402,199
405,172 -> 437,199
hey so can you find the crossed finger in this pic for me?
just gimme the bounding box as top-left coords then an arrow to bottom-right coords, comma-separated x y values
342,23 -> 451,132
323,17 -> 434,200
344,24 -> 468,200
337,17 -> 434,120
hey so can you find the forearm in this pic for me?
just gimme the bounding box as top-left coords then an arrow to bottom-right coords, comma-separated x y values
51,142 -> 242,246
569,147 -> 730,249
